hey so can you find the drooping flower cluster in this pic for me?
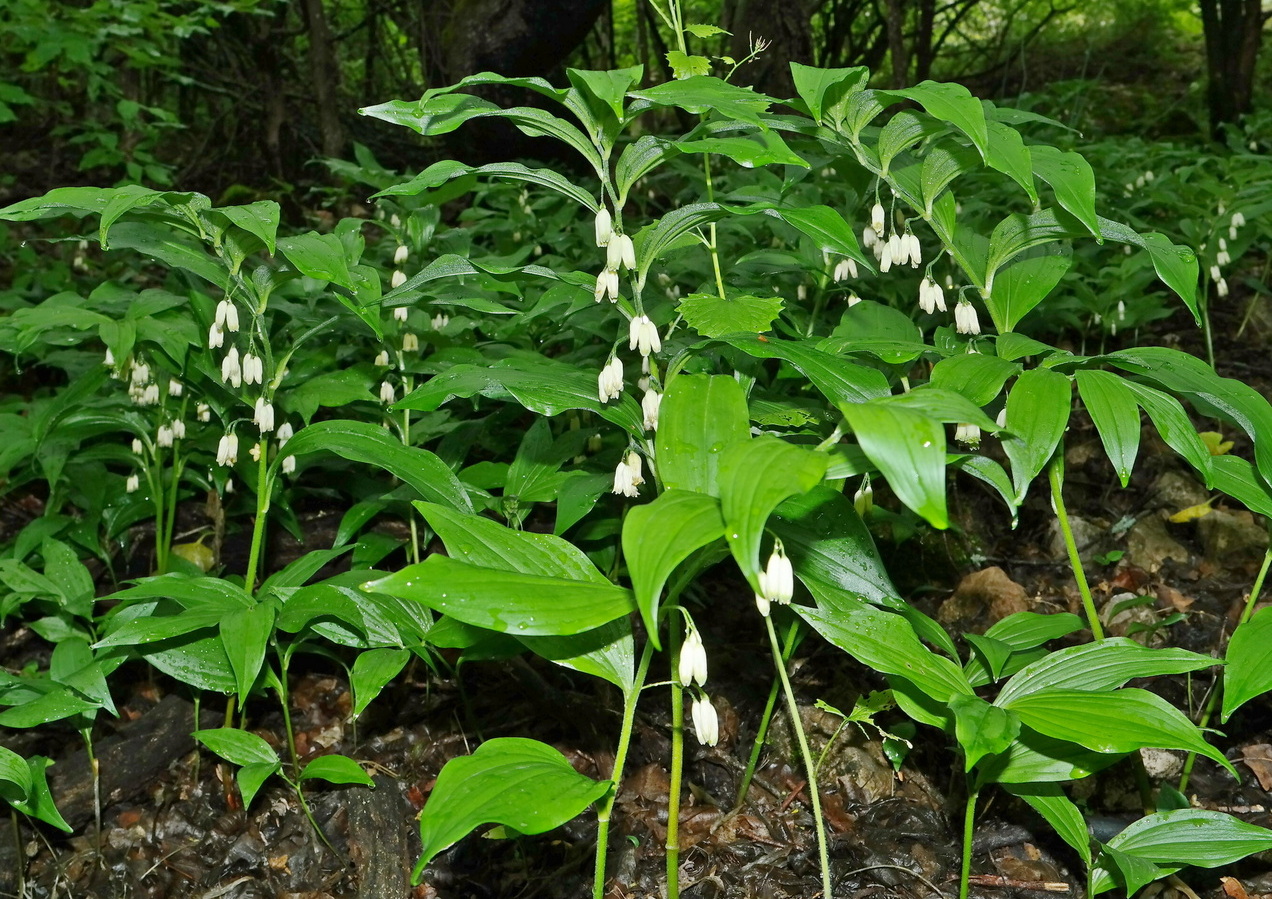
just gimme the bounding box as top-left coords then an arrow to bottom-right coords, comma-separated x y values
918,277 -> 946,314
754,541 -> 794,617
611,451 -> 644,497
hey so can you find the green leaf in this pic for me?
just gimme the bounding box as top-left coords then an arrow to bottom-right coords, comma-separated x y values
839,402 -> 948,528
10,756 -> 71,831
1090,810 -> 1272,895
771,487 -> 895,605
678,130 -> 808,168
215,201 -> 281,255
1001,368 -> 1071,504
398,357 -> 644,436
276,232 -> 354,290
656,374 -> 750,496
767,205 -> 870,267
108,221 -> 229,289
950,694 -> 1020,770
0,688 -> 100,727
629,77 -> 774,127
517,619 -> 636,692
363,556 -> 635,636
929,354 -> 1021,407
666,51 -> 711,79
718,437 -> 829,584
920,139 -> 981,212
375,160 -> 598,211
0,746 -> 33,804
1029,145 -> 1099,238
414,738 -> 610,874
997,638 -> 1217,705
1223,604 -> 1272,721
624,490 -> 725,646
1120,380 -> 1214,486
1004,689 -> 1235,776
986,248 -> 1072,333
984,120 -> 1038,205
788,63 -> 868,125
236,762 -> 281,810
876,80 -> 989,160
614,135 -> 680,201
194,727 -> 281,768
300,754 -> 375,787
977,727 -> 1121,785
679,292 -> 784,338
878,110 -> 945,172
220,602 -> 274,707
799,595 -> 974,706
1097,218 -> 1200,322
1076,370 -> 1141,487
719,334 -> 891,405
276,420 -> 473,513
1211,455 -> 1272,519
684,23 -> 730,38
984,207 -> 1088,285
350,648 -> 410,719
1005,784 -> 1091,867
566,66 -> 641,120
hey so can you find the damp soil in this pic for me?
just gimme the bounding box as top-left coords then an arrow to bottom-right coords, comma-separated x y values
6,302 -> 1272,899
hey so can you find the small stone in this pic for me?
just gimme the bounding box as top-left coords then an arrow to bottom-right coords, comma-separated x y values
1197,508 -> 1270,566
1126,516 -> 1190,573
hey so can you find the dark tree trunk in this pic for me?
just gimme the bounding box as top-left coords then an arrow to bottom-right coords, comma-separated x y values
1199,0 -> 1265,139
885,0 -> 908,86
914,0 -> 936,81
300,0 -> 346,159
439,0 -> 607,81
727,0 -> 813,98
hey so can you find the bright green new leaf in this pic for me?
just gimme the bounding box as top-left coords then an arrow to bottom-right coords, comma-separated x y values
518,620 -> 636,693
624,490 -> 725,646
986,248 -> 1072,333
984,120 -> 1038,204
1004,689 -> 1236,776
876,80 -> 989,160
679,292 -> 784,338
364,556 -> 635,636
678,131 -> 808,168
566,66 -> 641,121
788,62 -> 868,125
1076,370 -> 1141,487
718,437 -> 828,583
277,231 -> 354,290
629,76 -> 774,127
351,648 -> 411,719
656,374 -> 750,496
950,694 -> 1020,771
1096,219 -> 1200,323
0,746 -> 32,804
839,401 -> 948,528
214,200 -> 281,255
195,728 -> 281,768
220,602 -> 274,707
666,51 -> 711,79
299,755 -> 375,787
8,756 -> 71,832
235,762 -> 281,810
376,159 -> 598,211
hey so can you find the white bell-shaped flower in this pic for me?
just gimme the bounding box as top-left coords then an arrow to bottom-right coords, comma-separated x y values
678,627 -> 709,687
691,695 -> 719,746
628,315 -> 661,357
641,389 -> 662,431
757,542 -> 794,606
598,357 -> 624,403
954,301 -> 981,335
595,208 -> 614,247
216,432 -> 239,467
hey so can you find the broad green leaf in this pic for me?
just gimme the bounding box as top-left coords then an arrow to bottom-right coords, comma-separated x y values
718,437 -> 828,583
0,746 -> 33,803
826,300 -> 927,364
950,694 -> 1020,770
398,357 -> 644,435
878,110 -> 946,172
276,420 -> 473,513
719,334 -> 891,405
684,23 -> 729,38
984,120 -> 1038,204
220,603 -> 274,707
624,490 -> 725,646
678,130 -> 807,168
566,66 -> 641,120
108,221 -> 229,289
417,503 -> 607,583
921,139 -> 981,211
614,135 -> 680,201
1076,370 -> 1141,487
259,546 -> 357,595
788,63 -> 868,125
977,727 -> 1121,785
951,454 -> 1019,516
986,248 -> 1072,333
679,292 -> 783,338
1211,454 -> 1272,519
1090,810 -> 1272,895
215,200 -> 281,254
10,757 -> 71,832
840,402 -> 948,528
276,231 -> 354,289
799,594 -> 974,705
414,738 -> 610,874
350,648 -> 410,718
1120,380 -> 1214,485
299,754 -> 375,786
656,374 -> 750,496
1223,605 -> 1272,721
236,762 -> 281,810
0,688 -> 100,727
1004,689 -> 1235,775
1096,218 -> 1200,323
375,160 -> 598,211
771,487 -> 895,605
98,184 -> 167,247
884,387 -> 1000,432
628,77 -> 774,127
876,80 -> 989,160
0,186 -> 120,221
964,635 -> 1015,684
194,728 -> 281,768
929,354 -> 1021,406
666,50 -> 710,79
517,619 -> 635,692
364,556 -> 635,636
997,638 -> 1217,706
766,205 -> 870,267
1104,346 -> 1272,476
984,207 -> 1087,284
1001,368 -> 1071,504
1005,784 -> 1091,867
984,611 -> 1085,650
1029,145 -> 1100,238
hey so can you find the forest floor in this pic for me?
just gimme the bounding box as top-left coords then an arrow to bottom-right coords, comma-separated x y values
5,300 -> 1272,899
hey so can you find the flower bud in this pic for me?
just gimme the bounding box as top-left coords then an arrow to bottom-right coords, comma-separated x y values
641,389 -> 662,431
379,380 -> 396,405
854,475 -> 873,518
871,202 -> 886,234
126,473 -> 140,493
595,208 -> 614,247
390,270 -> 407,289
393,245 -> 409,265
758,542 -> 794,606
598,357 -> 623,403
393,307 -> 408,322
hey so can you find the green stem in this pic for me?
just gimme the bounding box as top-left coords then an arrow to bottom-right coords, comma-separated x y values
1179,544 -> 1272,792
959,782 -> 980,899
593,640 -> 655,899
765,615 -> 832,899
274,655 -> 301,774
81,728 -> 101,856
243,440 -> 272,594
10,807 -> 23,895
735,616 -> 800,809
161,452 -> 184,573
666,622 -> 684,899
1048,449 -> 1104,640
